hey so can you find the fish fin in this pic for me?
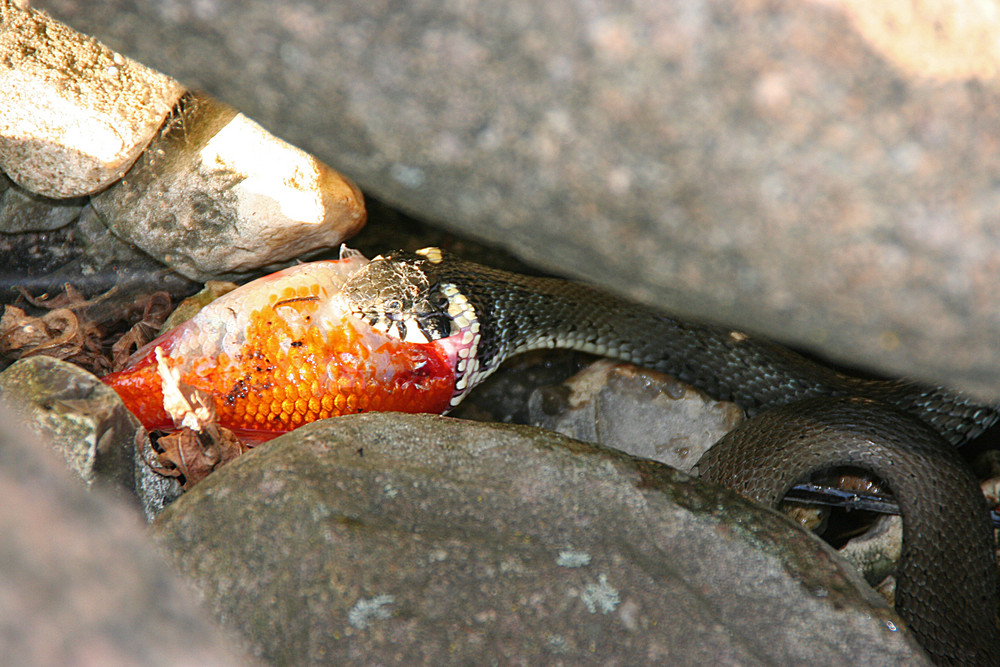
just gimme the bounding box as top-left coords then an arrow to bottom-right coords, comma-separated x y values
339,244 -> 369,262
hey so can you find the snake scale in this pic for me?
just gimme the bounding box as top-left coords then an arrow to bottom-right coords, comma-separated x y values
343,248 -> 1000,666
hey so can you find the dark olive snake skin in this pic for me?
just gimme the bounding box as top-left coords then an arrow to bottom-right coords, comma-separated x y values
347,249 -> 1000,665
700,398 -> 999,666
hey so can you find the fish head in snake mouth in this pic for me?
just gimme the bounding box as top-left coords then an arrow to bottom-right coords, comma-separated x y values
342,247 -> 485,407
342,248 -> 457,343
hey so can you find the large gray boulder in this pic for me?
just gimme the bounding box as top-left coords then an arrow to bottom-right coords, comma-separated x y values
36,0 -> 1000,398
153,413 -> 929,665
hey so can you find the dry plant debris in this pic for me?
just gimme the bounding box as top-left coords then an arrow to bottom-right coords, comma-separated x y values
0,284 -> 172,375
1,297 -> 107,371
110,291 -> 173,369
147,426 -> 251,490
144,346 -> 251,488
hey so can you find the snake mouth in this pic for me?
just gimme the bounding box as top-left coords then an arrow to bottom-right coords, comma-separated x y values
398,281 -> 483,407
431,320 -> 483,408
350,281 -> 483,409
340,249 -> 489,407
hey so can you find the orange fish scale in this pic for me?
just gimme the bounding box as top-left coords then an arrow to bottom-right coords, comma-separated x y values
190,300 -> 453,433
102,283 -> 455,441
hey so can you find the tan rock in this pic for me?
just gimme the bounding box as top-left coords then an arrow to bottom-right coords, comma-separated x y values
527,359 -> 744,471
0,1 -> 184,198
839,0 -> 1000,81
91,93 -> 366,280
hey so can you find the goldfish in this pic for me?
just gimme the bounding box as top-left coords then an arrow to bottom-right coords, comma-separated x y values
102,247 -> 478,442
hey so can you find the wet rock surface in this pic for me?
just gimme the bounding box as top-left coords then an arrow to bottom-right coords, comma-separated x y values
0,201 -> 199,305
51,204 -> 200,299
153,413 -> 929,665
45,0 -> 1000,398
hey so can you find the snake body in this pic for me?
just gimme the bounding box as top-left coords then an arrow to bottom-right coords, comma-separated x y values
344,248 -> 1000,666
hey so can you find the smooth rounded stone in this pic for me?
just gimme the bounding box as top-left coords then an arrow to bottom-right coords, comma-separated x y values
153,413 -> 929,665
46,0 -> 1000,398
839,514 -> 903,591
0,171 -> 85,232
0,401 -> 249,666
0,2 -> 184,198
0,344 -> 184,520
528,359 -> 744,471
0,355 -> 137,493
91,93 -> 367,280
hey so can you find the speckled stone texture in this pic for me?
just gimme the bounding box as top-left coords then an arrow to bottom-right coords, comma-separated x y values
152,413 -> 930,665
527,359 -> 745,471
90,92 -> 367,280
35,0 -> 1000,399
0,356 -> 138,491
0,172 -> 85,233
0,0 -> 184,197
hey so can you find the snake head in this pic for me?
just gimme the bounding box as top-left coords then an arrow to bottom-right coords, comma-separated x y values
342,247 -> 467,344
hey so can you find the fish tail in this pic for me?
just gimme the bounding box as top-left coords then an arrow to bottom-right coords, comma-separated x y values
102,346 -> 172,431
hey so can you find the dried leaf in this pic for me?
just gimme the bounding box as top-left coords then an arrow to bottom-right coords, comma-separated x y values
0,303 -> 107,372
111,321 -> 158,370
16,283 -> 90,310
147,425 -> 251,489
111,290 -> 174,370
0,306 -> 37,354
142,345 -> 253,487
21,308 -> 80,355
3,283 -> 175,375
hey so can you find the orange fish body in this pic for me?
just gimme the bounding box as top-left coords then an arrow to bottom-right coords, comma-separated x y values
103,253 -> 459,441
